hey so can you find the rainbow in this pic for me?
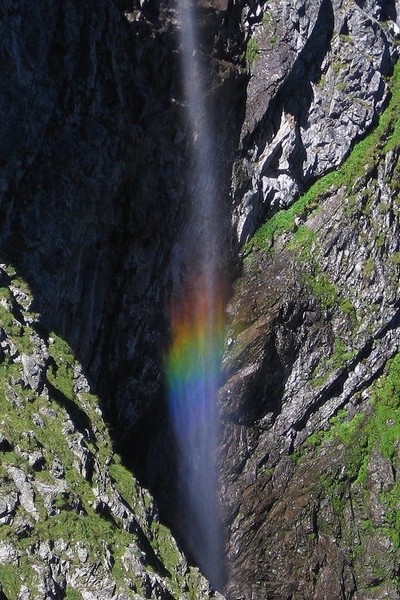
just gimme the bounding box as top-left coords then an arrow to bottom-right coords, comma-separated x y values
166,273 -> 225,443
167,0 -> 227,587
166,271 -> 226,585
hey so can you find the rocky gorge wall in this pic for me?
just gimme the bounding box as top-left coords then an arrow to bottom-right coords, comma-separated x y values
1,0 -> 400,598
0,264 -> 221,598
221,90 -> 400,597
0,0 -> 244,596
219,0 -> 400,597
0,0 -> 245,452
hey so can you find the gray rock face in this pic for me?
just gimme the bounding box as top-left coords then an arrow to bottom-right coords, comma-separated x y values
6,466 -> 39,521
0,0 -> 245,459
232,0 -> 398,243
219,115 -> 400,597
21,354 -> 44,393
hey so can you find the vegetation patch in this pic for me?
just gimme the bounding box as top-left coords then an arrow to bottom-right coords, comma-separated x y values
246,36 -> 260,64
246,193 -> 320,252
287,224 -> 317,259
306,272 -> 339,310
308,350 -> 400,469
369,351 -> 400,462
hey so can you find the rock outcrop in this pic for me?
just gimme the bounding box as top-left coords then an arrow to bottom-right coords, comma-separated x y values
0,263 -> 221,599
232,0 -> 399,243
220,65 -> 400,597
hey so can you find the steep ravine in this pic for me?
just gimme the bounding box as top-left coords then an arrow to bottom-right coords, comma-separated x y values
1,0 -> 400,599
0,265 -> 222,598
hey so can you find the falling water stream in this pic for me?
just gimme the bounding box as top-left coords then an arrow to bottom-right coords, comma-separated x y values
166,0 -> 226,591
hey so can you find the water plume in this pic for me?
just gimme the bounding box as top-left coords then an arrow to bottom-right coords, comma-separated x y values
166,0 -> 226,591
167,272 -> 225,589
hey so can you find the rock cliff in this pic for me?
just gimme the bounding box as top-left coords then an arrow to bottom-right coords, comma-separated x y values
0,265 -> 222,598
1,0 -> 400,598
219,0 -> 400,597
221,75 -> 400,596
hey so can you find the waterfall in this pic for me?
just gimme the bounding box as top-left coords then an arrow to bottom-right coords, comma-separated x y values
166,0 -> 226,591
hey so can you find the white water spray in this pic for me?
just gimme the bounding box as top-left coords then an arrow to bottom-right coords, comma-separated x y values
166,0 -> 226,591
